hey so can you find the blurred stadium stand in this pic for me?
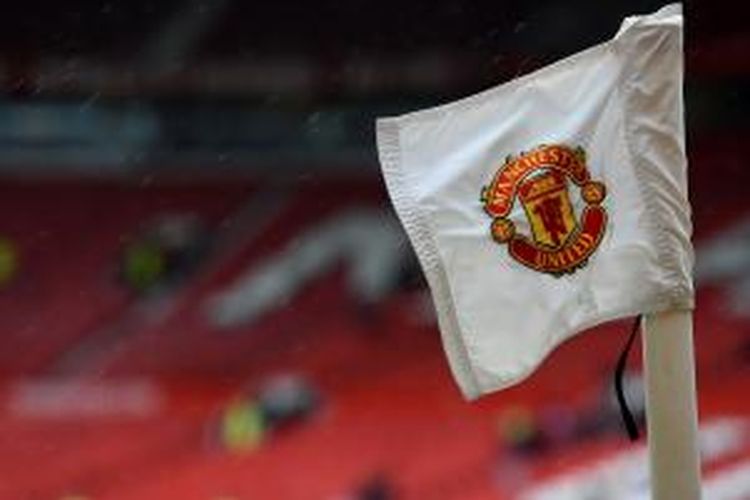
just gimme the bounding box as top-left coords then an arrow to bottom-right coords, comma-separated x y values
0,1 -> 747,499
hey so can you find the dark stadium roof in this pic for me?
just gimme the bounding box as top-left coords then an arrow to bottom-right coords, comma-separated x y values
0,0 -> 745,61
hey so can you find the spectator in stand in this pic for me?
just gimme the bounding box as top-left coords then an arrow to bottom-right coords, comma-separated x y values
214,374 -> 321,454
120,214 -> 211,295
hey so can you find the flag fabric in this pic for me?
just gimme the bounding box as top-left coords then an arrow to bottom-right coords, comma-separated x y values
375,4 -> 692,399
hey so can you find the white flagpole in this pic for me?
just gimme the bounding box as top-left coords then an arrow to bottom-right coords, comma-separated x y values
642,310 -> 701,499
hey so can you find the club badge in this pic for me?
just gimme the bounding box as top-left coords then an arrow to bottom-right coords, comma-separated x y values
481,144 -> 607,275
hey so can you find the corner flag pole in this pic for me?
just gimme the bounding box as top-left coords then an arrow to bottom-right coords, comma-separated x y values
642,310 -> 701,499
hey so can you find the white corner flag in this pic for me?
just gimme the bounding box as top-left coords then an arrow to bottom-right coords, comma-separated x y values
377,5 -> 700,498
377,3 -> 692,399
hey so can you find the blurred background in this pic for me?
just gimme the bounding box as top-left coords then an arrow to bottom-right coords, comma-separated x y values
0,1 -> 747,499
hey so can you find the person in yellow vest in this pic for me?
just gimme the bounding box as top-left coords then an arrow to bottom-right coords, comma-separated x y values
0,236 -> 19,287
220,397 -> 266,452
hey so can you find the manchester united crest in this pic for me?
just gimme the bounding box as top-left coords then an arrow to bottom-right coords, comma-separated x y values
481,144 -> 607,276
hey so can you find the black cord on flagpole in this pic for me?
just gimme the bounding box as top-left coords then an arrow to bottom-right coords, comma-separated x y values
614,315 -> 642,441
